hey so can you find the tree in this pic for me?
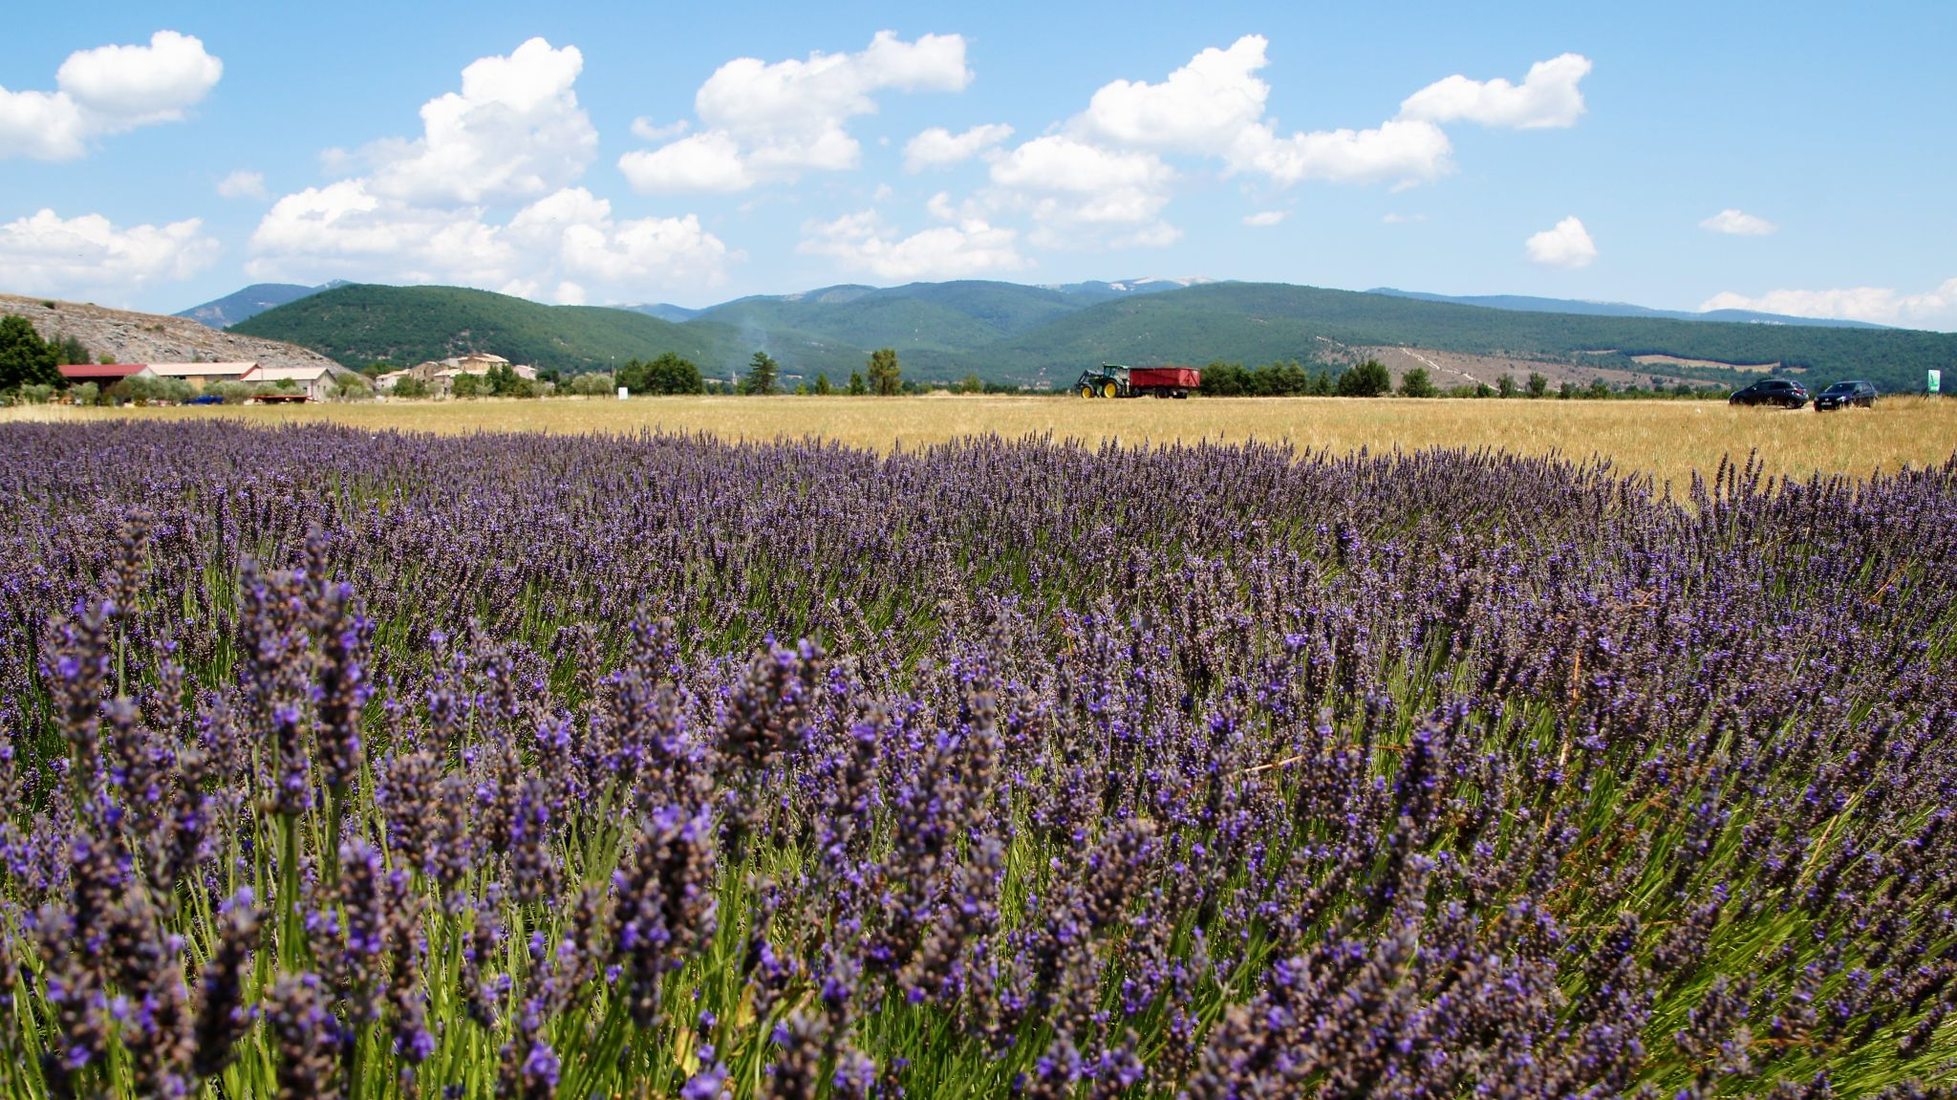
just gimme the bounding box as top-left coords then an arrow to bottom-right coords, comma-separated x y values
116,376 -> 193,405
565,372 -> 616,396
1558,381 -> 1575,400
954,373 -> 985,394
654,353 -> 705,394
1335,359 -> 1391,397
391,376 -> 432,398
618,353 -> 704,395
1257,361 -> 1312,396
847,372 -> 866,396
485,362 -> 520,395
814,372 -> 832,395
0,315 -> 61,392
1398,367 -> 1437,398
451,372 -> 484,397
1497,374 -> 1517,398
1526,372 -> 1549,399
1201,361 -> 1248,396
743,351 -> 778,395
52,334 -> 91,366
1585,379 -> 1612,400
866,348 -> 901,395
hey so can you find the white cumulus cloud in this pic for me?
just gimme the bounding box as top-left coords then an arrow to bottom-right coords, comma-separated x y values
799,207 -> 1025,280
1228,118 -> 1452,186
1700,208 -> 1777,236
1525,215 -> 1597,268
251,41 -> 731,301
990,135 -> 1175,196
904,123 -> 1013,171
619,131 -> 755,194
0,30 -> 222,160
249,179 -> 512,282
987,135 -> 1178,246
1061,35 -> 1457,189
630,117 -> 688,142
1700,278 -> 1957,328
621,31 -> 971,192
250,180 -> 733,298
1242,210 -> 1286,227
365,37 -> 596,205
0,209 -> 219,301
217,170 -> 268,200
1399,53 -> 1592,129
505,187 -> 733,288
1083,35 -> 1271,155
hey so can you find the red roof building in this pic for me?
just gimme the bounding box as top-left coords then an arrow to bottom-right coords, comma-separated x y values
58,363 -> 157,383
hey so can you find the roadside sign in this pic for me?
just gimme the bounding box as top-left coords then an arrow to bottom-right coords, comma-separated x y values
618,386 -> 629,400
1929,370 -> 1941,394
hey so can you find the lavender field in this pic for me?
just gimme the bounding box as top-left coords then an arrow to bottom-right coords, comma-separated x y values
1,419 -> 1954,1098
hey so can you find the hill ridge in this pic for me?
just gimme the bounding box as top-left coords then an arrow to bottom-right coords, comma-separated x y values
223,279 -> 1957,394
3,292 -> 350,373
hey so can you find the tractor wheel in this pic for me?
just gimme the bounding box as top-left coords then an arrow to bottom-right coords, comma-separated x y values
1079,384 -> 1096,398
1102,381 -> 1119,399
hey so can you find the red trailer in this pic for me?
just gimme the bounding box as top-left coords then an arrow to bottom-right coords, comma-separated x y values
1073,363 -> 1200,399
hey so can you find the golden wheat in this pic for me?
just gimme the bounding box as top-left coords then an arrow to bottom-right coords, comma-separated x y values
8,395 -> 1953,490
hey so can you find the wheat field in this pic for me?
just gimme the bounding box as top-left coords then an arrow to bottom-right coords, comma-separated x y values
7,395 -> 1954,490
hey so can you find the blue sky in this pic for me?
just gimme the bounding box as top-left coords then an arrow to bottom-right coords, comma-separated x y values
3,1 -> 1954,328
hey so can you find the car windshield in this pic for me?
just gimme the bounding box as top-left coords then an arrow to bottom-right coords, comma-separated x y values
1823,384 -> 1855,395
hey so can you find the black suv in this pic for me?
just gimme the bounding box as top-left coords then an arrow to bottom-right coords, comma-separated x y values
1814,379 -> 1878,411
1729,378 -> 1811,408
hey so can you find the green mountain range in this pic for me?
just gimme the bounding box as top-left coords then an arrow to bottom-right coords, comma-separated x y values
230,284 -> 731,377
229,280 -> 1957,394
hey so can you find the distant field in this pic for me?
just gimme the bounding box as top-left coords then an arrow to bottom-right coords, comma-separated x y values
7,395 -> 1954,490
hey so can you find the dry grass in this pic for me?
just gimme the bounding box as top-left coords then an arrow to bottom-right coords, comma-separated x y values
7,395 -> 1954,490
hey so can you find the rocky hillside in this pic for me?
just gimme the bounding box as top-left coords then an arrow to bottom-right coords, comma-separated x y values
1,293 -> 345,372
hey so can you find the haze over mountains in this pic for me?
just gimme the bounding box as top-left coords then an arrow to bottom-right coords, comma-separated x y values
203,278 -> 1956,395
1368,289 -> 1892,329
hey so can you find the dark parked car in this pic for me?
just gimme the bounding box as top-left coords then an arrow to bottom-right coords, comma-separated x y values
186,393 -> 225,405
1814,379 -> 1878,410
1729,378 -> 1811,408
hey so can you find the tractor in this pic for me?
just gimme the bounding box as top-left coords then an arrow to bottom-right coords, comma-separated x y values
1072,363 -> 1200,399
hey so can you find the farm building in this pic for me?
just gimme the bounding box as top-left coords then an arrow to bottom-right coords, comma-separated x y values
147,361 -> 259,389
239,363 -> 365,401
58,363 -> 157,385
382,352 -> 539,395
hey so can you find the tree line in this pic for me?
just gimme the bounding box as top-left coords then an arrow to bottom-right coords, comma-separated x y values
601,347 -> 912,397
1194,358 -> 1730,399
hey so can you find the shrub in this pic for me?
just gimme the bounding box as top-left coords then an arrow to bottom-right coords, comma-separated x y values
565,372 -> 617,397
